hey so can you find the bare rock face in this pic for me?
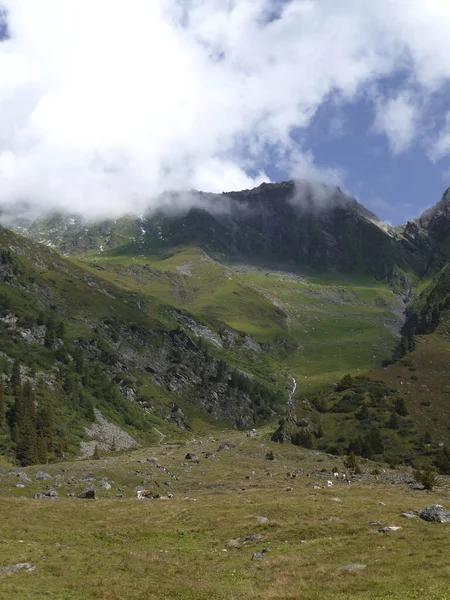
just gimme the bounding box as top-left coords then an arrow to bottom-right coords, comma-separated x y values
419,505 -> 450,523
80,409 -> 140,458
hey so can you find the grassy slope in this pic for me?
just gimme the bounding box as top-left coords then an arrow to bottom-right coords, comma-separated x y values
82,245 -> 403,391
371,311 -> 450,447
0,428 -> 449,600
0,228 -> 199,450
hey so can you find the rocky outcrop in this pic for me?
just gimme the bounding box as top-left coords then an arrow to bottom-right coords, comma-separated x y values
80,409 -> 140,459
419,505 -> 450,523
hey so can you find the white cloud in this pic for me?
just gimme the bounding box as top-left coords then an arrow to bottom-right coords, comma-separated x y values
430,113 -> 450,161
0,1 -> 449,219
374,93 -> 419,154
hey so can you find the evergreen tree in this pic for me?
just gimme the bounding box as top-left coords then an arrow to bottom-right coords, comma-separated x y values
44,326 -> 57,350
14,383 -> 38,466
36,436 -> 48,464
394,397 -> 408,416
344,452 -> 361,474
388,411 -> 399,430
356,403 -> 369,421
335,373 -> 354,392
9,359 -> 21,394
56,321 -> 65,339
0,377 -> 4,426
315,422 -> 324,439
365,427 -> 384,455
36,403 -> 54,456
435,445 -> 450,475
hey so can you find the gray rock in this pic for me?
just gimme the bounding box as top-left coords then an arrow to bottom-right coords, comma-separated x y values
401,512 -> 419,519
256,516 -> 269,524
0,562 -> 36,574
227,539 -> 240,548
337,564 -> 367,572
14,483 -> 25,488
77,489 -> 96,499
379,526 -> 401,533
100,482 -> 111,490
35,471 -> 51,481
252,553 -> 264,561
217,443 -> 236,452
33,489 -> 58,499
185,453 -> 198,460
419,504 -> 450,523
244,534 -> 261,543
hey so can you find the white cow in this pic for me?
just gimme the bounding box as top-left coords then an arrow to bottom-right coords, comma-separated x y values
137,489 -> 154,500
327,480 -> 334,488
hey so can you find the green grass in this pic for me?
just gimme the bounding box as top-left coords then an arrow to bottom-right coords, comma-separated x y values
82,246 -> 403,392
0,429 -> 450,599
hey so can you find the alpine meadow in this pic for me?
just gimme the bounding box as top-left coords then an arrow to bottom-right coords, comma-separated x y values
2,1 -> 450,598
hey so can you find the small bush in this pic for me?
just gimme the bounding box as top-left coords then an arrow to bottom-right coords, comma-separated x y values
413,467 -> 438,491
344,453 -> 361,474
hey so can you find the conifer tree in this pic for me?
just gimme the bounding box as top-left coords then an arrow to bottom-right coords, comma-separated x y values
0,377 -> 4,426
14,383 -> 38,466
9,359 -> 21,394
36,403 -> 54,456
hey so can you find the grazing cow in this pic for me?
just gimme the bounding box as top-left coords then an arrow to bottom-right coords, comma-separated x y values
137,489 -> 153,500
327,480 -> 334,488
341,473 -> 347,481
333,472 -> 339,479
137,490 -> 173,500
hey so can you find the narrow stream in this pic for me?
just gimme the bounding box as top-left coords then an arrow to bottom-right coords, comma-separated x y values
287,375 -> 297,413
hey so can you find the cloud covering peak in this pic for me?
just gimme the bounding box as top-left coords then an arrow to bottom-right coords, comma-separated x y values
1,1 -> 450,220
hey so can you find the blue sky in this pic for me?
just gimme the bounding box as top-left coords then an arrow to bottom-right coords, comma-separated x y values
285,88 -> 449,224
1,1 -> 450,223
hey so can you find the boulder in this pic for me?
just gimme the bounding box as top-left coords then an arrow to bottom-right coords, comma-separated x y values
185,453 -> 198,460
252,553 -> 264,560
100,482 -> 111,490
77,489 -> 96,500
217,443 -> 236,452
35,471 -> 52,481
419,505 -> 450,523
256,516 -> 269,524
379,526 -> 401,533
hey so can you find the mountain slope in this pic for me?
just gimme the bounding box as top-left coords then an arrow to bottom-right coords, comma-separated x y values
22,181 -> 429,279
0,225 -> 290,463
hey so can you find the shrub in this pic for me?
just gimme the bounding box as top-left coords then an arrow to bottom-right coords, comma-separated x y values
292,429 -> 314,449
413,467 -> 438,491
335,374 -> 354,392
344,452 -> 361,474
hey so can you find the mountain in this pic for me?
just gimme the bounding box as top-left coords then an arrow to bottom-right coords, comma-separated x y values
2,180 -> 450,468
21,181 -> 433,280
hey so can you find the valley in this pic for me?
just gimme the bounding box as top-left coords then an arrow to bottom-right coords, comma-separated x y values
1,427 -> 450,600
1,180 -> 450,598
